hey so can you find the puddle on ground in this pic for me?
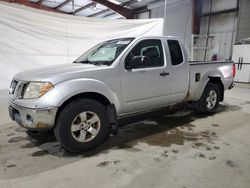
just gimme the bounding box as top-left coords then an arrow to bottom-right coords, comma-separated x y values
194,151 -> 206,158
31,150 -> 48,157
244,101 -> 250,104
211,124 -> 219,127
135,127 -> 217,148
192,142 -> 212,151
117,144 -> 133,149
217,104 -> 241,112
21,142 -> 43,149
6,133 -> 15,137
213,146 -> 220,150
97,160 -> 120,167
162,150 -> 168,157
8,136 -> 29,143
172,149 -> 179,153
226,160 -> 237,168
81,105 -> 238,157
117,144 -> 141,152
97,161 -> 110,167
209,156 -> 216,160
223,142 -> 230,146
9,104 -> 242,159
15,127 -> 26,132
1,103 -> 247,179
6,164 -> 17,168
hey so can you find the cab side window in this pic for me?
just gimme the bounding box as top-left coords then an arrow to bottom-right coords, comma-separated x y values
168,40 -> 183,66
125,39 -> 164,69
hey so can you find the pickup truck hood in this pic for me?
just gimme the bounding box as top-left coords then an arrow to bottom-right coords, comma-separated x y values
14,63 -> 106,84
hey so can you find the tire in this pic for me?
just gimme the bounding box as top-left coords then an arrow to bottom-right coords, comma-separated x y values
196,83 -> 220,114
54,98 -> 110,153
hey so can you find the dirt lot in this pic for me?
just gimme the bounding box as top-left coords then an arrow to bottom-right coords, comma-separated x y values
0,84 -> 250,188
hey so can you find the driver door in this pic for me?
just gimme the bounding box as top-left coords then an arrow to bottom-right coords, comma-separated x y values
120,39 -> 172,114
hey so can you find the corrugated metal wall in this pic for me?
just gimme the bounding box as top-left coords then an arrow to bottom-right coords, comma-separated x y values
150,0 -> 192,55
237,0 -> 250,41
135,0 -> 250,61
199,0 -> 238,61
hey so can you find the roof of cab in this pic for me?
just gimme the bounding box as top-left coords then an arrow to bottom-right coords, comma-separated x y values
135,35 -> 180,40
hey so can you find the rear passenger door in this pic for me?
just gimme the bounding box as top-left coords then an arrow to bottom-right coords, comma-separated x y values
166,39 -> 189,103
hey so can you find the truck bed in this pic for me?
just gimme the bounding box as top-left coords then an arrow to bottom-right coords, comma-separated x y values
185,61 -> 234,102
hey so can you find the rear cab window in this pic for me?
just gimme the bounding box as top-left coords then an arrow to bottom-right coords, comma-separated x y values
167,40 -> 184,66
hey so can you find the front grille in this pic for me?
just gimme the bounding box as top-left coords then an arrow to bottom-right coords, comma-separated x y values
9,80 -> 28,99
16,82 -> 28,99
9,80 -> 18,95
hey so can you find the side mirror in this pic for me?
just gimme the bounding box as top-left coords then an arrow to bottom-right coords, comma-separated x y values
125,56 -> 148,70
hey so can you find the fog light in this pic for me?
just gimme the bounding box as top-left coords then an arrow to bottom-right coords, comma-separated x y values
26,114 -> 33,126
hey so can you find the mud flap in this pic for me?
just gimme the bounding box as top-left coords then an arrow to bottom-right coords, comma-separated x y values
107,104 -> 118,135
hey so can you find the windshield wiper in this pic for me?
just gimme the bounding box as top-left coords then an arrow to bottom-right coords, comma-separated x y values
74,60 -> 98,65
74,60 -> 110,66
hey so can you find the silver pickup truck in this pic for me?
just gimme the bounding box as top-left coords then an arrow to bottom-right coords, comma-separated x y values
8,36 -> 235,152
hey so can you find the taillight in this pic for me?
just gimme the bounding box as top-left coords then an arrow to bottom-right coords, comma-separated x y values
232,64 -> 236,77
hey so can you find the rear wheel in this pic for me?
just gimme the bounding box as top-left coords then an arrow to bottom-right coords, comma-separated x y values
54,98 -> 109,153
196,83 -> 221,113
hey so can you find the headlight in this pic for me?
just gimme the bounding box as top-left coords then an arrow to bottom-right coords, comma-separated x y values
23,82 -> 53,99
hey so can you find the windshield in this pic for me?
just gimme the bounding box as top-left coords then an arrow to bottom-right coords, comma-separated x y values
74,38 -> 134,66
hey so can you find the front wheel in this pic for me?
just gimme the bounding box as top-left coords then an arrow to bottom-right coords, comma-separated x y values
196,83 -> 221,114
54,98 -> 110,153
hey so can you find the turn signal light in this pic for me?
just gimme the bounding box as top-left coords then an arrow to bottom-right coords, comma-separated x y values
40,82 -> 54,96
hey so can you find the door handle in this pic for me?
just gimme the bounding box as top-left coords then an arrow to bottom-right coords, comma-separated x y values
159,71 -> 170,77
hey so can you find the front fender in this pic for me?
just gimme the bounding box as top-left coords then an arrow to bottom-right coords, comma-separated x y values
15,78 -> 121,114
54,78 -> 121,111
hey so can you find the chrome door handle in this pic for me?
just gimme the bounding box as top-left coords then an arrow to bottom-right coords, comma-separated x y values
159,71 -> 170,77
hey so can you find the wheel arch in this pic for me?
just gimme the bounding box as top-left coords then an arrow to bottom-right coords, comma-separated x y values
207,76 -> 224,101
55,92 -> 118,134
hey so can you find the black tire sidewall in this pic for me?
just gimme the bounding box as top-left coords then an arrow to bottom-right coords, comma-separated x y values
54,99 -> 109,152
199,83 -> 220,113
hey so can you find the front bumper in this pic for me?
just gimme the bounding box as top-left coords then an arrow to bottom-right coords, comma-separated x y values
8,102 -> 58,131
